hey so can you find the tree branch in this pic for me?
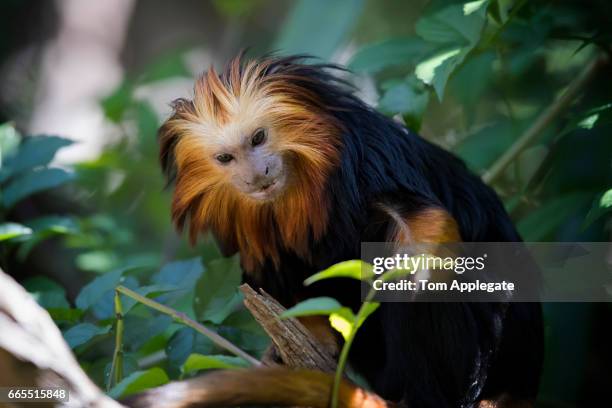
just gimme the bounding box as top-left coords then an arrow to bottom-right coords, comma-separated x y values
482,56 -> 606,184
240,284 -> 337,372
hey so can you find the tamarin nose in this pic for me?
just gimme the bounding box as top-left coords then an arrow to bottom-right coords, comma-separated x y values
265,166 -> 269,175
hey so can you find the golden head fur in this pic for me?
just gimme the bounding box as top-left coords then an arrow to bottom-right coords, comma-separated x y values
159,55 -> 343,272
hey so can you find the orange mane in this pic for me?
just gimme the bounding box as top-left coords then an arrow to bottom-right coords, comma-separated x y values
159,56 -> 343,272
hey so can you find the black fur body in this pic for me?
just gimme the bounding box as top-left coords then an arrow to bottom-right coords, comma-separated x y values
236,58 -> 544,408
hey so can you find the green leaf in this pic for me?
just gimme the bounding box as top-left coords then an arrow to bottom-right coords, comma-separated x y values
2,135 -> 72,178
583,189 -> 612,229
356,302 -> 380,328
102,82 -> 133,123
108,368 -> 169,399
449,51 -> 495,121
75,269 -> 125,311
0,122 -> 21,164
455,121 -> 518,172
123,315 -> 173,351
601,190 -> 612,208
63,323 -> 111,348
23,276 -> 69,309
517,192 -> 592,241
194,256 -> 243,324
2,167 -> 75,208
304,260 -> 371,286
75,250 -> 119,273
577,113 -> 599,130
219,309 -> 271,354
16,216 -> 80,259
274,0 -> 365,60
414,0 -> 490,99
415,47 -> 468,100
153,258 -> 204,289
27,216 -> 79,234
349,38 -> 431,74
378,77 -> 430,131
463,0 -> 489,16
47,308 -> 83,323
182,354 -> 248,375
281,297 -> 346,318
0,222 -> 32,241
167,328 -> 215,370
212,0 -> 259,17
416,0 -> 490,46
329,311 -> 354,340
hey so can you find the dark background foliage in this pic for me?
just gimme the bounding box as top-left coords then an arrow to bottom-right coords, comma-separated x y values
0,0 -> 610,405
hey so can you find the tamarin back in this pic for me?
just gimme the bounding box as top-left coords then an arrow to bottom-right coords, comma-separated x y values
157,55 -> 544,407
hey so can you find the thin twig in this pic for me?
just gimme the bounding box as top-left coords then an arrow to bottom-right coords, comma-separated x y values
482,56 -> 605,184
108,290 -> 124,390
115,285 -> 261,367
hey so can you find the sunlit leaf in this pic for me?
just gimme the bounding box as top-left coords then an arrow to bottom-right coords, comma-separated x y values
583,189 -> 612,229
182,354 -> 248,375
0,222 -> 32,241
463,0 -> 489,16
304,260 -> 372,285
415,47 -> 467,100
414,0 -> 490,99
356,302 -> 380,328
281,297 -> 345,318
109,368 -> 169,398
577,113 -> 599,129
329,312 -> 354,340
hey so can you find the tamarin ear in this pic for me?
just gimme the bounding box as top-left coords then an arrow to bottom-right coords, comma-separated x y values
158,98 -> 195,185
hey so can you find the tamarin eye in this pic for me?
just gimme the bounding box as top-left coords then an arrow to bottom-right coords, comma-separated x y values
216,153 -> 234,164
251,129 -> 267,147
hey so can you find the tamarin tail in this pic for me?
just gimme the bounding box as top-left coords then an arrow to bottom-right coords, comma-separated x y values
121,367 -> 391,408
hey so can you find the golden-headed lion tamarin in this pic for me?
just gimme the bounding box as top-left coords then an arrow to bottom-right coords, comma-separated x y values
127,54 -> 543,408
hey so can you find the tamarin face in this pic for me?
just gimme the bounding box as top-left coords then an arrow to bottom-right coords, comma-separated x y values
159,55 -> 343,265
193,121 -> 287,201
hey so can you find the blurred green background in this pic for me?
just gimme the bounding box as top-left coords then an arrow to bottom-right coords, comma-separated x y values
0,0 -> 610,405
